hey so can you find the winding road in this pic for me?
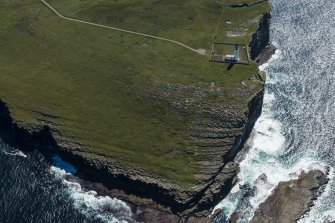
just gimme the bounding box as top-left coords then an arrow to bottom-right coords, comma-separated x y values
41,0 -> 206,55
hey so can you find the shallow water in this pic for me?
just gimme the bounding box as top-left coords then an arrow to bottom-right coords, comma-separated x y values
214,0 -> 335,222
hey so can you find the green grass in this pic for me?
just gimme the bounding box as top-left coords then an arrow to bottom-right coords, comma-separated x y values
0,0 -> 268,187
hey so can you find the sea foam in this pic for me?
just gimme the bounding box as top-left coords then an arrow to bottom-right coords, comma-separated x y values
212,34 -> 331,221
50,166 -> 135,223
2,149 -> 28,158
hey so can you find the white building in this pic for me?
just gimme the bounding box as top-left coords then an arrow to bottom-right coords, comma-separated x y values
224,45 -> 239,62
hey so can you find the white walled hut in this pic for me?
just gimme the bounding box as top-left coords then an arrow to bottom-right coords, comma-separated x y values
224,45 -> 239,62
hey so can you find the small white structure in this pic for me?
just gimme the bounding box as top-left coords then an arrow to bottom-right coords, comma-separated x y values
225,54 -> 236,61
224,45 -> 239,62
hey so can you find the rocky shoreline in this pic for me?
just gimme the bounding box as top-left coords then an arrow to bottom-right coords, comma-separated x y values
0,11 -> 273,223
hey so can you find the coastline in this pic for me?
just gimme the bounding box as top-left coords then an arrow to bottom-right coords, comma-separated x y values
0,11 -> 273,223
0,88 -> 264,222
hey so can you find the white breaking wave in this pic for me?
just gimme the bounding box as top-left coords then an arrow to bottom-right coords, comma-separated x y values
2,149 -> 28,158
252,112 -> 285,154
50,166 -> 134,223
213,130 -> 329,221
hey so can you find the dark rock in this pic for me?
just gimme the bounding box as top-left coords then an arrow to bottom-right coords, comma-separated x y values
249,12 -> 276,65
256,44 -> 276,65
224,0 -> 267,8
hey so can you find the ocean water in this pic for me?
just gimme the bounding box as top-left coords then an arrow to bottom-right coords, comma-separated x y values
214,0 -> 335,222
0,140 -> 136,223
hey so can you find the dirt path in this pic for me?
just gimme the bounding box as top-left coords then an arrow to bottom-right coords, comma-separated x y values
41,0 -> 207,55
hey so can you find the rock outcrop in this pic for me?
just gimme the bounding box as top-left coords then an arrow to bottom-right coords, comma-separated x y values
225,0 -> 268,8
250,170 -> 328,223
249,12 -> 276,65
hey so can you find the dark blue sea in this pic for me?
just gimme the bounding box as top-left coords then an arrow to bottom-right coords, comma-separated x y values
0,140 -> 136,223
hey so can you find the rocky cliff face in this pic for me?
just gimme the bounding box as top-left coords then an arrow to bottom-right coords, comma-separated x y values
249,12 -> 276,65
0,88 -> 264,219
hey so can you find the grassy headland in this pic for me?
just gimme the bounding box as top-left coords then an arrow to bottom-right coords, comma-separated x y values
0,0 -> 268,187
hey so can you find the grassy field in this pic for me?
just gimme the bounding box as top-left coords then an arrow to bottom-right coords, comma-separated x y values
0,0 -> 268,187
